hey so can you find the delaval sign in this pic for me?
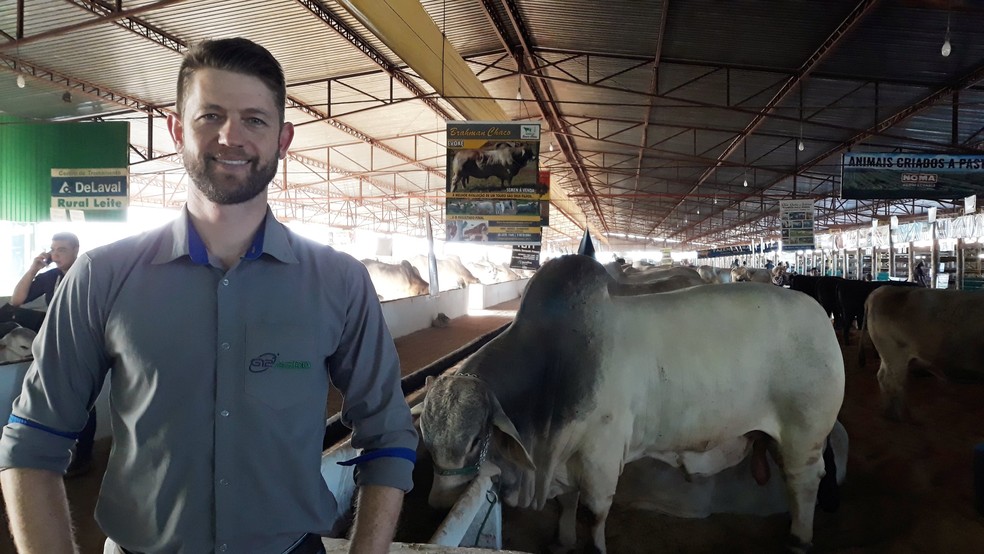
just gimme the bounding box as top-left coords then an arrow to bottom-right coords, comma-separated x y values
51,168 -> 129,210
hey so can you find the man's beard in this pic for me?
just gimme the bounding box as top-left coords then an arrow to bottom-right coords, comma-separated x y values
184,150 -> 278,205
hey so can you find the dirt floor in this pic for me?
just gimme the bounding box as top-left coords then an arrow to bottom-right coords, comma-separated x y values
3,301 -> 984,553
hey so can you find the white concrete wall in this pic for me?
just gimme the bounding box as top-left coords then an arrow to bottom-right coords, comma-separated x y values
467,279 -> 527,311
381,279 -> 527,339
380,288 -> 469,339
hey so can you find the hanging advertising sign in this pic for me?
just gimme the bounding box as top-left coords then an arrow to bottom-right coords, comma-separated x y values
780,199 -> 815,250
50,167 -> 129,210
841,153 -> 984,200
509,244 -> 541,270
446,122 -> 543,245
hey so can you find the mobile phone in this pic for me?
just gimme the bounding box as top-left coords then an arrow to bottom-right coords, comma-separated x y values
43,252 -> 52,264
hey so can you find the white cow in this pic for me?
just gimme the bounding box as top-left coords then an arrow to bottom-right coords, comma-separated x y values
420,255 -> 844,553
697,265 -> 733,284
731,266 -> 773,283
0,327 -> 36,363
409,255 -> 480,291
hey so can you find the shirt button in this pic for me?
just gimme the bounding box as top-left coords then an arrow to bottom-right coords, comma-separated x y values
218,544 -> 228,552
220,342 -> 230,351
219,478 -> 229,486
220,410 -> 229,417
222,278 -> 230,286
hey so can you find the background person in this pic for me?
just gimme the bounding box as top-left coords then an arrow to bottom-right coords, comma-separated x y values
7,232 -> 94,477
915,261 -> 930,287
0,38 -> 415,554
10,232 -> 79,310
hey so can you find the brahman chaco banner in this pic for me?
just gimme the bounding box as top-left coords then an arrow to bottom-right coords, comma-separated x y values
445,121 -> 546,245
780,199 -> 816,250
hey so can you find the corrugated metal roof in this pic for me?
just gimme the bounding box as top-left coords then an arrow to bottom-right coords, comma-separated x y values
5,0 -> 984,248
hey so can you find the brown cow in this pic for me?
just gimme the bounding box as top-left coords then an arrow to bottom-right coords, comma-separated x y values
863,286 -> 984,420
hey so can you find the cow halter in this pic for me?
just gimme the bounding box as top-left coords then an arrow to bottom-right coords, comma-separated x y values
433,372 -> 491,477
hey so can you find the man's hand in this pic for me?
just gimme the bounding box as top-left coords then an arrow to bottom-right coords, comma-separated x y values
31,251 -> 52,271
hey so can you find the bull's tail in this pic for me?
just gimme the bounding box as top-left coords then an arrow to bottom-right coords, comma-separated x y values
857,305 -> 871,368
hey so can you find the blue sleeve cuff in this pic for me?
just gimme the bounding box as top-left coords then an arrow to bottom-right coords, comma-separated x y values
8,415 -> 79,440
337,447 -> 416,467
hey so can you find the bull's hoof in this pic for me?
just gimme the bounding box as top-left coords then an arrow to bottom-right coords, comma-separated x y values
547,543 -> 575,554
786,536 -> 813,554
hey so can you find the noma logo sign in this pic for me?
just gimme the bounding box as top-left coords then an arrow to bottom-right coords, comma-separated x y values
248,352 -> 312,373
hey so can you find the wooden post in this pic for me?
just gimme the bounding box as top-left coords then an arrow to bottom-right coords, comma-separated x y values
957,238 -> 965,290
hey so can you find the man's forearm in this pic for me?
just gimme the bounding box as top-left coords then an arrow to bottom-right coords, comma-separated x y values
0,467 -> 78,554
10,269 -> 38,307
347,485 -> 404,554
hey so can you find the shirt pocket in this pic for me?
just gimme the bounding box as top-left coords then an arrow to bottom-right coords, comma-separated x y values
244,322 -> 327,410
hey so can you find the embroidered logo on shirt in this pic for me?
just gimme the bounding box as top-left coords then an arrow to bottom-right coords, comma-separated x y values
248,352 -> 312,373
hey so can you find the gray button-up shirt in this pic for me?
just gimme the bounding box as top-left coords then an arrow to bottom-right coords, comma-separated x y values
0,208 -> 418,553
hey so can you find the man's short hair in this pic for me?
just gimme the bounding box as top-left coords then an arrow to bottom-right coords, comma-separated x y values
176,38 -> 286,124
51,232 -> 79,249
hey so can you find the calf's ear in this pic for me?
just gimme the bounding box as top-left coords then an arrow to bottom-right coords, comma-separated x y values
488,392 -> 536,471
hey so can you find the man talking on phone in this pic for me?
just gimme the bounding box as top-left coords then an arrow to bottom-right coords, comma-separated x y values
11,232 -> 80,310
9,231 -> 93,476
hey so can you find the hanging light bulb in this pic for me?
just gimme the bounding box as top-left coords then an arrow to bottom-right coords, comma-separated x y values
798,139 -> 805,151
743,177 -> 748,187
696,208 -> 700,215
515,84 -> 523,101
549,142 -> 554,152
16,74 -> 26,88
941,8 -> 952,57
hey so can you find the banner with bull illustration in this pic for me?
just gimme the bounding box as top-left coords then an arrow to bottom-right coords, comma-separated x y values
445,122 -> 545,245
841,152 -> 984,200
779,199 -> 815,250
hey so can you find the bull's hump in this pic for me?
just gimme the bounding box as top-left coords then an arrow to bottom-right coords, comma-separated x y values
517,255 -> 611,323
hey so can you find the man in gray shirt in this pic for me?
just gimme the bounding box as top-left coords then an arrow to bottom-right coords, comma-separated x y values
0,38 -> 417,554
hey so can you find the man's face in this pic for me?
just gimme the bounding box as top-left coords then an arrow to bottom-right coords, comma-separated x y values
49,240 -> 78,272
167,68 -> 293,205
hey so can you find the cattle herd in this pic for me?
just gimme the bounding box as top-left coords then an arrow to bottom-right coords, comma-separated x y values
415,255 -> 984,553
359,255 -> 531,301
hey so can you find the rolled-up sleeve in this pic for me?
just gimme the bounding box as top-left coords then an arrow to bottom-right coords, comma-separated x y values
0,254 -> 110,473
326,260 -> 417,492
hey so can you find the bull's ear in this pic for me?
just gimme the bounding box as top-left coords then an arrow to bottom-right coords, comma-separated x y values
424,375 -> 434,389
488,392 -> 536,471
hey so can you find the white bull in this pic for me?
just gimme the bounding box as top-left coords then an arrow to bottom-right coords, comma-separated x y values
0,327 -> 36,364
420,255 -> 844,553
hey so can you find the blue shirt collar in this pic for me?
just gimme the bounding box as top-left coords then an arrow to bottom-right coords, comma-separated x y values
152,206 -> 298,266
